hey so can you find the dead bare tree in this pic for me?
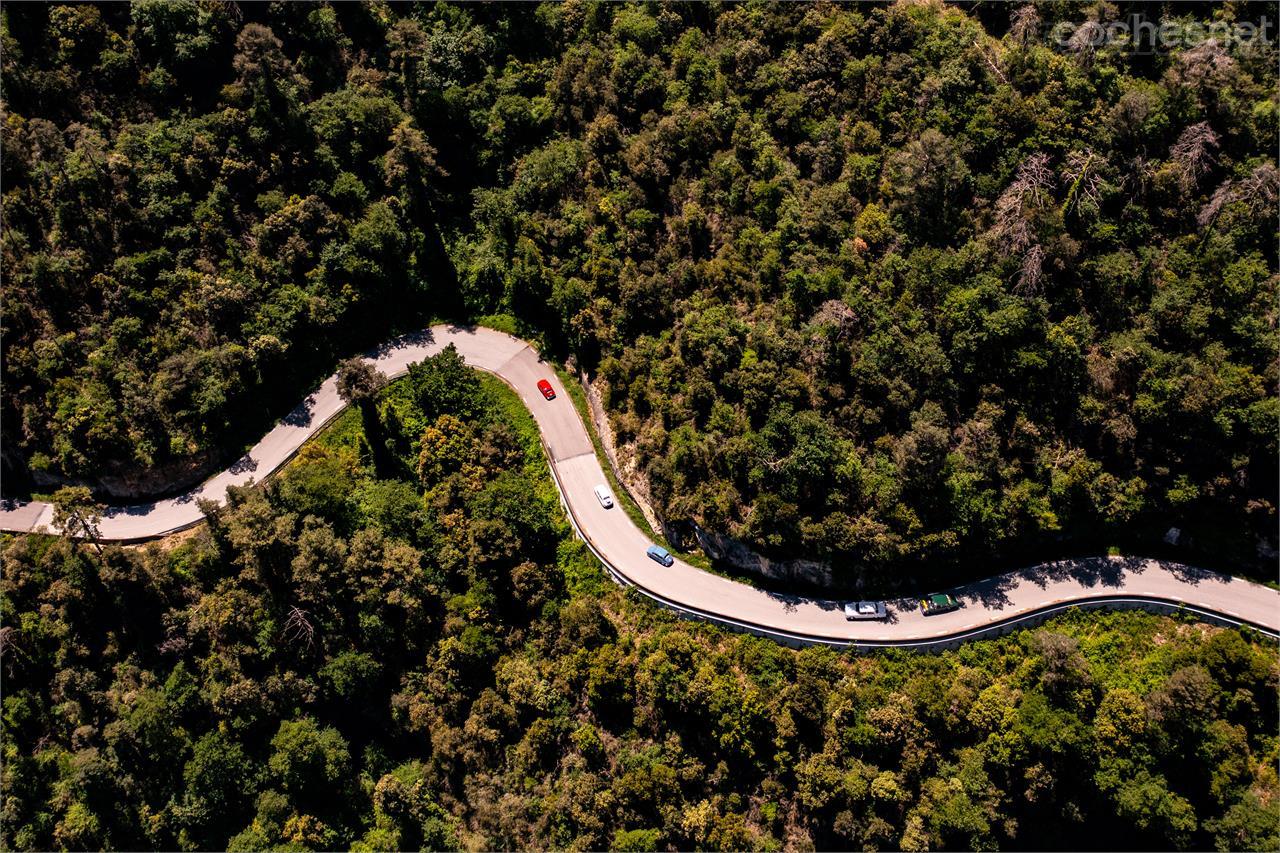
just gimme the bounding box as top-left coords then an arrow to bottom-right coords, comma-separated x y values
1066,21 -> 1104,68
282,605 -> 316,648
993,153 -> 1053,254
992,152 -> 1055,289
808,299 -> 859,340
1015,244 -> 1047,296
1173,39 -> 1235,91
1017,153 -> 1056,200
1061,149 -> 1103,217
1010,5 -> 1040,47
991,153 -> 1057,298
1198,163 -> 1280,231
1169,122 -> 1220,190
1197,179 -> 1235,230
1237,162 -> 1280,212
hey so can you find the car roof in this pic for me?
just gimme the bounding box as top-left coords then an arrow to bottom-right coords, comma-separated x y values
647,544 -> 668,554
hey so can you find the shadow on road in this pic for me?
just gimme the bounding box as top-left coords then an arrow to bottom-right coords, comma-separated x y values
762,588 -> 843,615
1162,561 -> 1223,585
104,501 -> 157,519
1022,555 -> 1140,588
958,574 -> 1020,610
952,556 -> 1233,611
372,327 -> 436,358
958,556 -> 1140,609
283,395 -> 316,428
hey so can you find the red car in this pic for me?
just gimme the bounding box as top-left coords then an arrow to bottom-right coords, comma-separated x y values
536,379 -> 556,400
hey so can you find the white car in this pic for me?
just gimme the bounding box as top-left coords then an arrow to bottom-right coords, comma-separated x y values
843,601 -> 888,621
593,484 -> 614,509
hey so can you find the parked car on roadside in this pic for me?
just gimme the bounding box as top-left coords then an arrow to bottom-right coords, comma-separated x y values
843,601 -> 888,621
645,545 -> 674,567
920,593 -> 961,615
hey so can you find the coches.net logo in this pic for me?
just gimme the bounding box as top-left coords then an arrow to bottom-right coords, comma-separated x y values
1049,15 -> 1275,54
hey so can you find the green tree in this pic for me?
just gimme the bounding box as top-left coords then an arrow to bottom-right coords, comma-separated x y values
50,485 -> 104,558
337,357 -> 391,475
179,731 -> 259,847
267,718 -> 351,807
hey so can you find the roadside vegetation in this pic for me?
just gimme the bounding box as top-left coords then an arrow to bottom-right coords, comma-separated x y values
2,3 -> 1275,583
3,350 -> 1277,851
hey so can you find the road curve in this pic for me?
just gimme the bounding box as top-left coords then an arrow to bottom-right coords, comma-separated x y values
3,324 -> 1277,647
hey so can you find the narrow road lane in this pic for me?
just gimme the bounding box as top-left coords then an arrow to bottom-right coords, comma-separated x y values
3,325 -> 1277,647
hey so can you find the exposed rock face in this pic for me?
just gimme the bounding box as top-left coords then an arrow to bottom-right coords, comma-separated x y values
686,521 -> 836,588
576,366 -> 665,533
576,367 -> 839,590
30,450 -> 220,501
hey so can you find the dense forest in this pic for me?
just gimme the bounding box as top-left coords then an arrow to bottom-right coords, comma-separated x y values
2,2 -> 1276,583
3,350 -> 1278,852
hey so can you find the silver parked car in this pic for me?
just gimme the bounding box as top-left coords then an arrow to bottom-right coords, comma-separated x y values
843,600 -> 888,621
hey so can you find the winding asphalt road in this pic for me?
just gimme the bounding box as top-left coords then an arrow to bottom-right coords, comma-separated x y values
3,325 -> 1277,648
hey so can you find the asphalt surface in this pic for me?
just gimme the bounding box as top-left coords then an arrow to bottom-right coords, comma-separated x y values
3,324 -> 1277,645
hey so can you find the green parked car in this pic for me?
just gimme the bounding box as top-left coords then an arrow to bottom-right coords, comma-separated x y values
920,593 -> 961,615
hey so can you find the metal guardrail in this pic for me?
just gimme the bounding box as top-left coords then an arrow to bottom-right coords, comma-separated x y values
536,422 -> 1280,651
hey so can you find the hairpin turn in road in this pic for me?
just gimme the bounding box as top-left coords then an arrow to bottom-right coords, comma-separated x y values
2,325 -> 1276,648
